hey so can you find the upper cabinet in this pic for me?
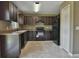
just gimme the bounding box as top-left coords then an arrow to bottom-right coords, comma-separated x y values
24,16 -> 53,25
25,16 -> 39,25
40,16 -> 53,25
24,16 -> 27,25
0,1 -> 17,22
13,4 -> 17,22
0,2 -> 10,21
17,13 -> 24,24
9,2 -> 14,20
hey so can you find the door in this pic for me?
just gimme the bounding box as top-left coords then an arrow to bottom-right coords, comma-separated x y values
60,4 -> 70,52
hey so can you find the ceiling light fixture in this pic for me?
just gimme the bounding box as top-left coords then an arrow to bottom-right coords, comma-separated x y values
34,2 -> 40,13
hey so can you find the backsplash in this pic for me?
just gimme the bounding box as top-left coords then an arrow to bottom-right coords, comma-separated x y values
22,25 -> 52,31
0,20 -> 19,32
0,20 -> 11,31
11,21 -> 19,29
0,20 -> 52,31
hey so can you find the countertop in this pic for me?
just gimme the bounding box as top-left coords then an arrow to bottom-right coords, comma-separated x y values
0,27 -> 52,35
0,30 -> 27,35
22,25 -> 52,31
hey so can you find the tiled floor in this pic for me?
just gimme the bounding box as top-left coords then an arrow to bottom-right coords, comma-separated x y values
20,41 -> 72,58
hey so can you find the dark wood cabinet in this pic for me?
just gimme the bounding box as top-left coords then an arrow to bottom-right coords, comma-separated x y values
24,16 -> 27,25
18,14 -> 24,24
20,33 -> 25,49
28,31 -> 52,41
13,4 -> 17,22
0,1 -> 17,22
40,16 -> 53,25
24,16 -> 53,25
0,35 -> 21,58
25,16 -> 33,25
0,2 -> 10,21
45,31 -> 51,40
24,16 -> 39,25
9,2 -> 14,20
0,31 -> 28,58
28,31 -> 36,41
19,31 -> 28,49
24,31 -> 28,42
52,15 -> 60,45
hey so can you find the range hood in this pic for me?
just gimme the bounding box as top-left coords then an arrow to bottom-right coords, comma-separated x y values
36,20 -> 44,23
36,20 -> 45,27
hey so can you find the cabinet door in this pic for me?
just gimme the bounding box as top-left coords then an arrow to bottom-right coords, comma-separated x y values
40,16 -> 53,25
26,16 -> 31,25
24,32 -> 27,44
45,31 -> 51,40
49,16 -> 52,25
18,14 -> 24,24
6,35 -> 20,58
20,33 -> 25,49
0,35 -> 20,58
9,2 -> 17,22
24,16 -> 27,25
13,6 -> 17,21
0,2 -> 10,21
9,2 -> 14,20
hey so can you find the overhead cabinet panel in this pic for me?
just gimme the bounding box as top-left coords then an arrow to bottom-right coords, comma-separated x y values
0,1 -> 17,22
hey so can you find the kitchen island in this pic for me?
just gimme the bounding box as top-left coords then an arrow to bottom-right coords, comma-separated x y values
0,30 -> 28,58
0,27 -> 53,58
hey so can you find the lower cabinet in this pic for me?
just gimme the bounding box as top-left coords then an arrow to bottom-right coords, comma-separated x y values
45,31 -> 52,40
19,33 -> 25,49
28,31 -> 36,41
20,31 -> 28,49
0,31 -> 28,58
28,31 -> 52,41
0,31 -> 52,57
0,35 -> 21,58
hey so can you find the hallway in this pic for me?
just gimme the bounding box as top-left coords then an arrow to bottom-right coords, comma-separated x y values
20,41 -> 71,58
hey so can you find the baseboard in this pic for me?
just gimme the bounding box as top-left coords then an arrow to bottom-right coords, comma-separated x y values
59,46 -> 73,56
59,46 -> 79,57
63,50 -> 79,57
67,51 -> 73,56
65,51 -> 79,57
73,54 -> 79,57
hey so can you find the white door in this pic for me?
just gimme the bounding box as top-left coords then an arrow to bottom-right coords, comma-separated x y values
60,5 -> 70,52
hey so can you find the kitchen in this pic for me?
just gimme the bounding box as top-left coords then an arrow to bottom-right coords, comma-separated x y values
1,1 -> 79,58
0,1 -> 60,58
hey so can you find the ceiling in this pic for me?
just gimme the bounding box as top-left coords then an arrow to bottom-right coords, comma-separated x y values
13,1 -> 63,15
